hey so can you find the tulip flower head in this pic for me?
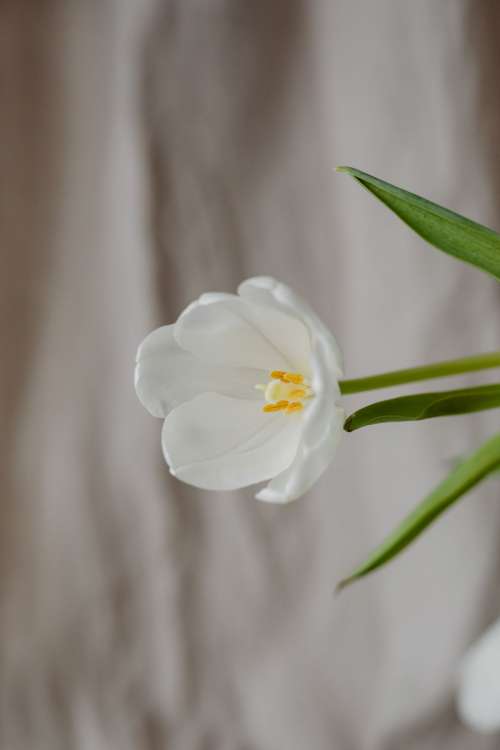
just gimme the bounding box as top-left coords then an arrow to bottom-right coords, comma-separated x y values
135,277 -> 344,503
458,617 -> 500,733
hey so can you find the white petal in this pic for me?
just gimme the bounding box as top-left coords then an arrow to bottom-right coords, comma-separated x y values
458,618 -> 500,733
161,393 -> 303,491
135,325 -> 265,418
238,276 -> 343,378
174,294 -> 311,373
256,395 -> 344,503
237,277 -> 343,503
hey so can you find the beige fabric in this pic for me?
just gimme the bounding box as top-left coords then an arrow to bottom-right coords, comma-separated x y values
2,1 -> 500,747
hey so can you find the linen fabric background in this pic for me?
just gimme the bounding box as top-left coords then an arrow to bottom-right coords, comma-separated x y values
2,1 -> 500,748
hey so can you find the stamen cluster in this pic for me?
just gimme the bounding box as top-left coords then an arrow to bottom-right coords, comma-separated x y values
256,370 -> 313,414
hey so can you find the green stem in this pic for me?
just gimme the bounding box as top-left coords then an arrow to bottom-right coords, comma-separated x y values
339,351 -> 500,395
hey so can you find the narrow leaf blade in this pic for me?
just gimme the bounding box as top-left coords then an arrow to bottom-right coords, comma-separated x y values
337,166 -> 500,280
344,383 -> 500,432
337,432 -> 500,590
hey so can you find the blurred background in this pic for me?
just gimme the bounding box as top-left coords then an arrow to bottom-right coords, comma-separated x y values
2,1 -> 500,748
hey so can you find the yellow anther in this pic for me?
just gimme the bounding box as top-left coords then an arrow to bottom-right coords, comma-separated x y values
285,401 -> 303,414
270,370 -> 304,384
261,371 -> 311,415
263,400 -> 289,413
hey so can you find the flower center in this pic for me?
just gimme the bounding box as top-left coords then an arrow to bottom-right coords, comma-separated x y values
255,370 -> 313,414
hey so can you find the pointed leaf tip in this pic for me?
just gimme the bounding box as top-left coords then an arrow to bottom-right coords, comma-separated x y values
345,383 -> 500,432
336,166 -> 500,281
343,415 -> 355,432
338,431 -> 500,586
335,576 -> 354,594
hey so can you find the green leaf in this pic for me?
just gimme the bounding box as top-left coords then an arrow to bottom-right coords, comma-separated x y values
337,432 -> 500,590
336,166 -> 500,280
344,383 -> 500,432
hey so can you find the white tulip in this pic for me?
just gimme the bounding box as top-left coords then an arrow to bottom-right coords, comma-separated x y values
458,617 -> 500,733
135,276 -> 344,503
